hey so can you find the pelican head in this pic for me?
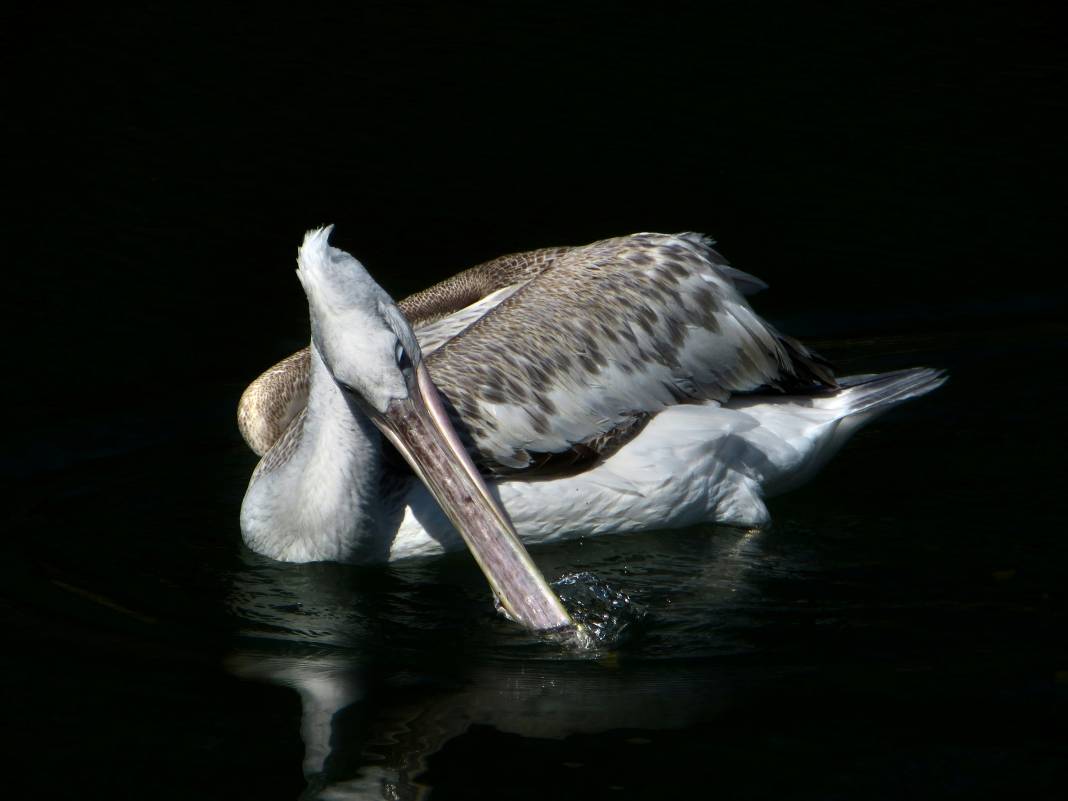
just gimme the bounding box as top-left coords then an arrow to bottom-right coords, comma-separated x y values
293,226 -> 575,635
296,226 -> 421,415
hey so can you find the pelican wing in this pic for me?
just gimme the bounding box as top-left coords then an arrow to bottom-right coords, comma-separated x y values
426,233 -> 835,473
406,246 -> 573,353
402,246 -> 569,323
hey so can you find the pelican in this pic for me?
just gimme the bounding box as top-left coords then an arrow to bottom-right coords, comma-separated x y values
238,227 -> 944,631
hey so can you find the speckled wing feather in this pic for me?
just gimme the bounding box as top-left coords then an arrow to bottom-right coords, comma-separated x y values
401,245 -> 570,326
407,246 -> 568,354
238,349 -> 312,456
425,232 -> 835,473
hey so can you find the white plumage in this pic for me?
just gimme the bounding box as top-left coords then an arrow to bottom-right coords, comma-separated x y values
379,368 -> 945,560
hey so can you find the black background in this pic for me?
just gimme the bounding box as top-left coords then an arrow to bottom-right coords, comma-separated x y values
4,3 -> 1066,799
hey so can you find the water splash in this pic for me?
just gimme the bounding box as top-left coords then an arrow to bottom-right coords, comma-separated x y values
497,571 -> 646,651
554,571 -> 646,647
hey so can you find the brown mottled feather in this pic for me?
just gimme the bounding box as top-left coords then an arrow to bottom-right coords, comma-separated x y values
399,246 -> 570,325
426,233 -> 836,472
238,349 -> 312,456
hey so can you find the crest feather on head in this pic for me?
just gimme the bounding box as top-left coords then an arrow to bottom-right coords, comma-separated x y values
296,225 -> 382,315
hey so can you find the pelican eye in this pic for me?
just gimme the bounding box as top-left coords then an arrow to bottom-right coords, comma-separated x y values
396,342 -> 413,380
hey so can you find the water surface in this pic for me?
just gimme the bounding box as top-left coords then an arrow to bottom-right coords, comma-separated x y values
5,322 -> 1064,799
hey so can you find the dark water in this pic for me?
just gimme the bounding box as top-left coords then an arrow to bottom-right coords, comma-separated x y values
5,4 -> 1066,799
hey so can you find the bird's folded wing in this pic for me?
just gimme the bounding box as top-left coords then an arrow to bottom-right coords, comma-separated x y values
426,232 -> 835,473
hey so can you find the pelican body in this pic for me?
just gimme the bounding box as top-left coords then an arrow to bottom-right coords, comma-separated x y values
239,228 -> 944,626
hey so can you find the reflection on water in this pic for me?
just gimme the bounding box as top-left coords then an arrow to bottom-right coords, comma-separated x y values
227,648 -> 736,800
224,526 -> 761,798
